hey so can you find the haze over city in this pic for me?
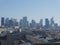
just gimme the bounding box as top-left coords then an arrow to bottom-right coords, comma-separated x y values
1,0 -> 60,45
0,0 -> 60,25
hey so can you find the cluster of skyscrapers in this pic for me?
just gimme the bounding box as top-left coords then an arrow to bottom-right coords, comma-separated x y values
1,17 -> 58,29
1,17 -> 18,28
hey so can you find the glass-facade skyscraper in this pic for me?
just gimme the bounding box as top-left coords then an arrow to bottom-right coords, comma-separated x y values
39,19 -> 43,28
45,18 -> 50,28
1,17 -> 5,26
5,18 -> 9,27
50,17 -> 54,27
19,16 -> 29,29
30,20 -> 36,29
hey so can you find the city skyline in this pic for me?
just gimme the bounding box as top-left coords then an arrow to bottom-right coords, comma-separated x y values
0,0 -> 60,25
0,17 -> 58,29
0,16 -> 59,26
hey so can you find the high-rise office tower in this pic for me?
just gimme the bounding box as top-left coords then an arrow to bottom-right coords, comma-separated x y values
19,19 -> 23,28
1,17 -> 5,27
50,17 -> 54,26
45,18 -> 50,28
30,20 -> 36,29
13,19 -> 18,26
20,16 -> 29,29
39,19 -> 43,28
23,16 -> 29,29
9,18 -> 14,27
5,18 -> 9,27
23,16 -> 27,21
11,19 -> 16,27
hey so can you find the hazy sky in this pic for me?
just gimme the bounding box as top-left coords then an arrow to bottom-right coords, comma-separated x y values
0,0 -> 60,25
